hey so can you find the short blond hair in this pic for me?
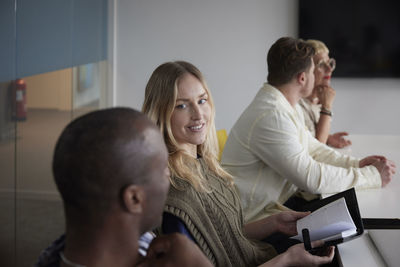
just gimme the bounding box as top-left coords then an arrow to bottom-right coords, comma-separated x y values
306,39 -> 329,55
142,61 -> 233,192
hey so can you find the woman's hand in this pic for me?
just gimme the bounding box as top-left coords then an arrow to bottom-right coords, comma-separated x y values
259,241 -> 335,267
327,132 -> 352,148
282,241 -> 335,266
271,211 -> 310,236
316,86 -> 335,110
243,210 -> 309,240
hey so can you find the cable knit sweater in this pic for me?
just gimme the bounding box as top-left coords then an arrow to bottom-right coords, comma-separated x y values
164,158 -> 277,267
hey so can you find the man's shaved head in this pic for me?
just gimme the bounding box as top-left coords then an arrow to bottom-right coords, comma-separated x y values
53,107 -> 168,220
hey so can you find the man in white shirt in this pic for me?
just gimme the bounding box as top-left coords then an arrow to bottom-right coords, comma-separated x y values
221,37 -> 396,223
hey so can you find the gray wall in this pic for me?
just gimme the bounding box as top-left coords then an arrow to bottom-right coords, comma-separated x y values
115,0 -> 400,135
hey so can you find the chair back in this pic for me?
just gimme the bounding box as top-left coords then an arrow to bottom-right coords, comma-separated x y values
216,129 -> 228,161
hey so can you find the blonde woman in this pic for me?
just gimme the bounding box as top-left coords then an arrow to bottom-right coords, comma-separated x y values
299,39 -> 351,148
142,61 -> 334,266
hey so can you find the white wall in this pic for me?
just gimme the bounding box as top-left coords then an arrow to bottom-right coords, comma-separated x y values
115,0 -> 298,131
331,78 -> 400,135
115,0 -> 400,135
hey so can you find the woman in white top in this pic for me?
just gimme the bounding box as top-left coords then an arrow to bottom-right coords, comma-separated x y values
299,39 -> 351,148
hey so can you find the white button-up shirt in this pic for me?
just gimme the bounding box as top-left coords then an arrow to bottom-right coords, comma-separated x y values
221,83 -> 381,222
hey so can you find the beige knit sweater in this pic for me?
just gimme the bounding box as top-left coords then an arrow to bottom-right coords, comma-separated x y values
164,158 -> 277,266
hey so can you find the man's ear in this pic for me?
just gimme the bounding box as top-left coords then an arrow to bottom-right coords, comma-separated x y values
122,184 -> 144,214
297,72 -> 306,85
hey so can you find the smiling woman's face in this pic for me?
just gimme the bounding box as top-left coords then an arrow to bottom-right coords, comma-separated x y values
170,73 -> 211,157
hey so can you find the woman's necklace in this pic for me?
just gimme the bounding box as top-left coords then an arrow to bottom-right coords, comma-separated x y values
60,252 -> 86,267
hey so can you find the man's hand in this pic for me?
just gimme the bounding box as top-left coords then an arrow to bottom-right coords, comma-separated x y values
359,155 -> 386,167
372,159 -> 396,187
359,155 -> 396,186
137,233 -> 212,267
327,132 -> 352,148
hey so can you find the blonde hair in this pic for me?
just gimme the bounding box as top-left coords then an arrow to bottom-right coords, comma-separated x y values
306,39 -> 329,55
142,61 -> 233,192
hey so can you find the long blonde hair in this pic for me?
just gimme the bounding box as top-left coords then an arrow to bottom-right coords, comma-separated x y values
142,61 -> 232,191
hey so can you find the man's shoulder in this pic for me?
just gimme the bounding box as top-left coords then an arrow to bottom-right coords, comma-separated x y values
233,98 -> 279,129
34,234 -> 65,267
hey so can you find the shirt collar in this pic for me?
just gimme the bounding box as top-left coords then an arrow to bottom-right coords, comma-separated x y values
261,83 -> 297,114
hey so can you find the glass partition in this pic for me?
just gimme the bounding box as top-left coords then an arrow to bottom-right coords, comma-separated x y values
0,80 -> 17,267
0,0 -> 17,265
0,1 -> 109,266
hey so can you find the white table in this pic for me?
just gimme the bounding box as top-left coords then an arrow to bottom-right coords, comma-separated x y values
335,135 -> 400,267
